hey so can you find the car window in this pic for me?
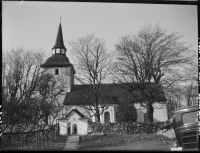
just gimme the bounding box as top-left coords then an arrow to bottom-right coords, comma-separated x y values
182,111 -> 198,124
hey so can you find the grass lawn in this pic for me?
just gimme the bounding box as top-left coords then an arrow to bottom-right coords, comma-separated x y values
77,133 -> 175,151
2,135 -> 67,151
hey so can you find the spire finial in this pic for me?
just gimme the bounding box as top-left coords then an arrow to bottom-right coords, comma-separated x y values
60,16 -> 61,22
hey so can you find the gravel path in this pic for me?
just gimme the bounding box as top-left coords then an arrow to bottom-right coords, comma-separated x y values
63,135 -> 80,150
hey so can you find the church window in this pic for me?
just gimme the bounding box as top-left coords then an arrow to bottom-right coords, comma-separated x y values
55,69 -> 59,75
104,111 -> 110,123
56,48 -> 60,54
61,49 -> 65,54
52,49 -> 55,54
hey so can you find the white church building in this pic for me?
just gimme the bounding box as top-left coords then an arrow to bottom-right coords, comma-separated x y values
40,22 -> 168,136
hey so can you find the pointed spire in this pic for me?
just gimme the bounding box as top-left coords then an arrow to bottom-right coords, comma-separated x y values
52,22 -> 66,50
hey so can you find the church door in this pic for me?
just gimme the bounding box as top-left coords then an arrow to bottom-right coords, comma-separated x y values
72,124 -> 78,135
67,122 -> 71,135
67,127 -> 71,136
104,112 -> 110,123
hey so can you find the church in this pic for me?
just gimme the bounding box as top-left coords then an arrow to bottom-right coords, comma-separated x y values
40,22 -> 168,135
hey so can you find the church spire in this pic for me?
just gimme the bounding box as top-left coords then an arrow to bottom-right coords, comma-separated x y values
41,20 -> 75,74
52,22 -> 67,51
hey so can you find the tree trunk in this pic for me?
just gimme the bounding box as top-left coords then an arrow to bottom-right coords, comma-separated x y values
44,113 -> 49,124
95,110 -> 101,123
146,101 -> 154,122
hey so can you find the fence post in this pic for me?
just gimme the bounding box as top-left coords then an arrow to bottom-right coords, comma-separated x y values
46,131 -> 49,147
55,125 -> 57,138
25,133 -> 28,146
36,131 -> 38,150
9,134 -> 11,144
21,134 -> 23,149
51,127 -> 53,140
42,132 -> 44,149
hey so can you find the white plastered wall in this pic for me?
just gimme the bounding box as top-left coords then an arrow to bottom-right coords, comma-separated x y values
101,105 -> 116,123
67,111 -> 88,135
135,102 -> 167,122
59,120 -> 68,135
64,105 -> 117,124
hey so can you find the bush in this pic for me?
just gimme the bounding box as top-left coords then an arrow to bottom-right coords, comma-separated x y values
116,101 -> 137,122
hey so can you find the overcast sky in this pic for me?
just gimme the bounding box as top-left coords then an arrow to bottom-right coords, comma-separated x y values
2,2 -> 198,64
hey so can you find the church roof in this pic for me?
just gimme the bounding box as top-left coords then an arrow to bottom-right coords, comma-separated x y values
40,22 -> 75,73
52,22 -> 66,50
40,54 -> 71,67
65,109 -> 86,119
63,83 -> 166,105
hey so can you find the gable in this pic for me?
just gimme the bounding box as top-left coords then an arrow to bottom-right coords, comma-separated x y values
66,112 -> 81,122
65,109 -> 85,119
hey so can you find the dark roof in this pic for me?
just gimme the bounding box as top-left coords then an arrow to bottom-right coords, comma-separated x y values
40,54 -> 75,71
52,22 -> 66,50
41,54 -> 70,67
63,83 -> 166,105
65,109 -> 85,118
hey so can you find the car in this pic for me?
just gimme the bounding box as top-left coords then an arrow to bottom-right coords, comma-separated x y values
170,105 -> 199,151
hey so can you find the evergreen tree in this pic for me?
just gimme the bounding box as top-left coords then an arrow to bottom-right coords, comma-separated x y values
117,101 -> 137,122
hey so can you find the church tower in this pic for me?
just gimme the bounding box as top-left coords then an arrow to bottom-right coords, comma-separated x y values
41,21 -> 75,100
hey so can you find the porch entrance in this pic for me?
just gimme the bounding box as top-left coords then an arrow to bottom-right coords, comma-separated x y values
67,127 -> 71,136
67,122 -> 71,135
72,124 -> 78,135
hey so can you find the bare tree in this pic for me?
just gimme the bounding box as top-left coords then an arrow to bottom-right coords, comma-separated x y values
183,62 -> 198,106
70,34 -> 111,122
165,85 -> 184,119
166,62 -> 198,117
2,47 -> 66,133
2,47 -> 44,132
36,73 -> 66,125
113,24 -> 194,122
184,82 -> 198,106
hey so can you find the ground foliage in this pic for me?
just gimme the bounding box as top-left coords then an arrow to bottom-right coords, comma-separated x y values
77,133 -> 174,151
2,130 -> 67,151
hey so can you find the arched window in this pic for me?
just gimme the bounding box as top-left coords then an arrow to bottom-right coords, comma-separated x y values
104,111 -> 110,123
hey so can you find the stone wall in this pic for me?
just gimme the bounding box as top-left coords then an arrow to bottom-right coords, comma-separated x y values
88,121 -> 169,135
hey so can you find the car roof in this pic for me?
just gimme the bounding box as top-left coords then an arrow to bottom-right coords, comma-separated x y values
172,105 -> 198,113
